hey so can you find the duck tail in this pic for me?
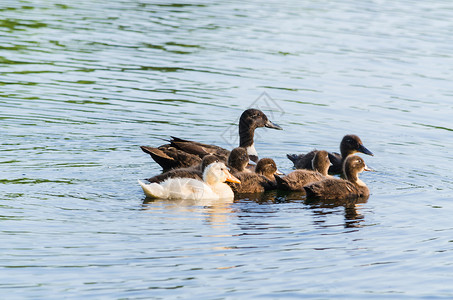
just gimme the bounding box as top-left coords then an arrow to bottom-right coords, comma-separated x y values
274,175 -> 290,190
138,180 -> 164,198
140,146 -> 177,171
286,154 -> 298,163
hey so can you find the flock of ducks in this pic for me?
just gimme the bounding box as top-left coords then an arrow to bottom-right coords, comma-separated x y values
138,109 -> 374,201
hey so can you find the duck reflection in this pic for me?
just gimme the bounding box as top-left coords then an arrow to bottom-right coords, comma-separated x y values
304,195 -> 369,228
142,196 -> 235,228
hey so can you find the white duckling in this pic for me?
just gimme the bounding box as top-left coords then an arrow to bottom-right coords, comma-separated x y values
138,162 -> 241,200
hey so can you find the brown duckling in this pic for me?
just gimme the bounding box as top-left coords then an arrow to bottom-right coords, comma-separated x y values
140,108 -> 282,171
287,134 -> 373,174
304,155 -> 371,200
145,155 -> 219,183
227,147 -> 250,173
276,150 -> 331,191
228,158 -> 279,194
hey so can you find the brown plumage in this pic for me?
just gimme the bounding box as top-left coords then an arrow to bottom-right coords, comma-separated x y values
227,147 -> 249,173
145,155 -> 219,183
287,134 -> 373,174
276,150 -> 331,191
140,145 -> 203,173
228,158 -> 279,194
304,155 -> 371,200
140,109 -> 282,171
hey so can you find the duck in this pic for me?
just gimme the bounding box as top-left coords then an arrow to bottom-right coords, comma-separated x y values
228,158 -> 280,194
145,155 -> 219,183
287,134 -> 373,174
138,162 -> 241,200
227,147 -> 253,173
276,150 -> 332,191
303,155 -> 371,200
141,108 -> 282,172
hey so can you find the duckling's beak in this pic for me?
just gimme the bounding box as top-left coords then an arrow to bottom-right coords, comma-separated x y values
363,165 -> 375,172
264,120 -> 283,130
275,169 -> 285,176
358,144 -> 373,156
247,159 -> 257,167
225,170 -> 241,184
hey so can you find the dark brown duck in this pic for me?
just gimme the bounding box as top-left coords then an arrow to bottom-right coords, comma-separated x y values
228,158 -> 279,194
287,134 -> 373,174
276,150 -> 331,191
303,155 -> 371,200
141,109 -> 282,172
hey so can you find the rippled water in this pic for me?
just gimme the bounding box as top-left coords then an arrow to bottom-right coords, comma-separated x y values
1,0 -> 453,298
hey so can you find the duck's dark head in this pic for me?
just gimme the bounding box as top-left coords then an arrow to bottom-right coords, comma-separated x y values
238,109 -> 282,149
201,155 -> 220,172
340,134 -> 373,158
343,155 -> 371,183
312,150 -> 331,176
239,108 -> 282,131
255,158 -> 279,180
227,147 -> 249,172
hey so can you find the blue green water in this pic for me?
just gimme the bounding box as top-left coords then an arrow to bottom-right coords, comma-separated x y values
1,0 -> 453,298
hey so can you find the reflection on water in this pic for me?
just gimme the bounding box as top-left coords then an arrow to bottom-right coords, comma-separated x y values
305,196 -> 369,229
142,196 -> 234,229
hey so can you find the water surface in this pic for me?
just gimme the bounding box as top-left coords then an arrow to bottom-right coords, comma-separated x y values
1,0 -> 453,298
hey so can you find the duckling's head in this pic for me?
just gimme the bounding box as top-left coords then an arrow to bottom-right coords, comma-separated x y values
239,108 -> 282,131
201,155 -> 220,172
343,155 -> 371,182
227,147 -> 249,172
312,150 -> 331,176
340,134 -> 373,158
255,158 -> 279,180
204,162 -> 241,185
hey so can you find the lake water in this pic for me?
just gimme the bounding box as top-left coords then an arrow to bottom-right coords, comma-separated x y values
1,0 -> 453,298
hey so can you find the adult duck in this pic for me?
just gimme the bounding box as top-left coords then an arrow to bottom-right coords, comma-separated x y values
276,150 -> 331,191
287,134 -> 373,174
303,155 -> 371,200
138,162 -> 241,200
141,108 -> 282,172
228,158 -> 280,194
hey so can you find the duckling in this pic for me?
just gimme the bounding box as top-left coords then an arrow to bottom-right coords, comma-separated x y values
141,108 -> 282,172
303,155 -> 371,200
228,158 -> 279,194
276,150 -> 331,191
227,147 -> 250,173
287,134 -> 373,174
145,155 -> 219,183
138,162 -> 241,200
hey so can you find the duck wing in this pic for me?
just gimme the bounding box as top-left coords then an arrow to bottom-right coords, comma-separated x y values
170,136 -> 230,160
277,170 -> 325,191
145,166 -> 202,183
140,145 -> 201,172
227,172 -> 274,194
304,179 -> 359,200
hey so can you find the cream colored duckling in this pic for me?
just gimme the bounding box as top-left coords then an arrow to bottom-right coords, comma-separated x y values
138,162 -> 240,200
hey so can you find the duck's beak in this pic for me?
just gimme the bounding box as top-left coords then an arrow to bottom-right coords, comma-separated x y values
225,170 -> 241,184
264,120 -> 283,130
363,165 -> 375,172
358,144 -> 373,156
247,159 -> 257,167
274,169 -> 285,176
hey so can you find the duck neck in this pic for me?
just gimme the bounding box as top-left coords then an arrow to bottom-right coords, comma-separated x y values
340,146 -> 354,161
239,121 -> 258,162
239,121 -> 256,148
344,170 -> 365,186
